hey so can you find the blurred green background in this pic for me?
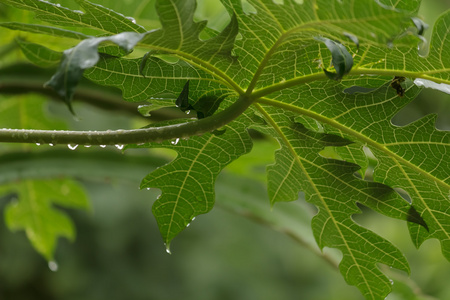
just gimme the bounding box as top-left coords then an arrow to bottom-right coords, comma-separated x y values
0,1 -> 449,300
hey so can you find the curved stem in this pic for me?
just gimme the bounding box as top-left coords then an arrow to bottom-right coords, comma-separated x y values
0,95 -> 252,145
251,68 -> 450,100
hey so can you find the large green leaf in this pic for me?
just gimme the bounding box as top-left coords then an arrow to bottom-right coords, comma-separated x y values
252,107 -> 424,299
132,110 -> 254,250
1,0 -> 450,299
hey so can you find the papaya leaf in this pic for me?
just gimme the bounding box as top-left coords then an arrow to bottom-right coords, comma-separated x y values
175,80 -> 191,112
252,108 -> 418,299
0,0 -> 146,34
314,37 -> 353,81
16,39 -> 63,67
0,179 -> 89,261
131,110 -> 254,250
2,0 -> 450,299
44,32 -> 146,113
0,22 -> 91,40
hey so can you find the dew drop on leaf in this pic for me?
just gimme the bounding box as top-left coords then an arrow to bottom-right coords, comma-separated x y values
48,261 -> 59,272
100,145 -> 106,148
115,144 -> 124,150
171,138 -> 180,145
49,143 -> 54,147
36,143 -> 41,146
126,16 -> 137,24
68,144 -> 78,150
84,145 -> 91,148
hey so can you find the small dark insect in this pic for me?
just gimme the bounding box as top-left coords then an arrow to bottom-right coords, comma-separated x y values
390,76 -> 406,97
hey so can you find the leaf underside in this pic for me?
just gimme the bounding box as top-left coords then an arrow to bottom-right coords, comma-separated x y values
1,0 -> 449,299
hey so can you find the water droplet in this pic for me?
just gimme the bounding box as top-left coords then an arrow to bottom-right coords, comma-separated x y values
36,143 -> 41,146
84,145 -> 91,148
186,223 -> 190,227
100,145 -> 106,148
186,110 -> 191,115
49,143 -> 54,147
171,138 -> 180,145
126,16 -> 137,24
164,243 -> 172,254
192,217 -> 196,221
48,261 -> 58,272
146,188 -> 151,191
389,279 -> 394,285
115,144 -> 124,150
68,144 -> 78,150
55,3 -> 61,7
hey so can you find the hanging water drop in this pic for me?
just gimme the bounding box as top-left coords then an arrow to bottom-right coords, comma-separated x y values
68,144 -> 78,150
389,279 -> 394,285
48,261 -> 59,272
49,143 -> 54,146
100,145 -> 106,148
146,188 -> 151,191
84,145 -> 91,148
164,243 -> 172,254
171,138 -> 180,145
115,144 -> 124,150
186,223 -> 190,227
36,143 -> 41,146
192,217 -> 196,221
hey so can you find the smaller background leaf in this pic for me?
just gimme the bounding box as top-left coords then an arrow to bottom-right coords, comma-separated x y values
0,179 -> 89,260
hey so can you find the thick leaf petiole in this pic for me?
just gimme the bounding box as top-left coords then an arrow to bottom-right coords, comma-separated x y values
0,95 -> 253,145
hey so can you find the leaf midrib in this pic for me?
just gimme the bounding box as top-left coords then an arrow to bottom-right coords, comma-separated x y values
254,103 -> 374,299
